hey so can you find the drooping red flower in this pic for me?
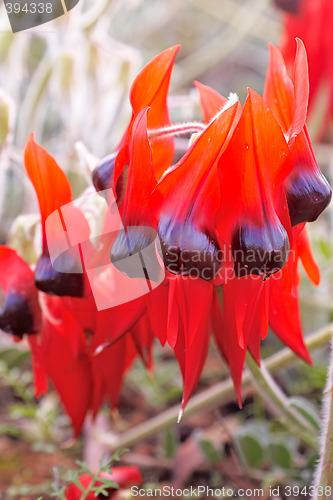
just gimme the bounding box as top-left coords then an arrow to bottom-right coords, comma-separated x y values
211,88 -> 293,401
148,98 -> 242,408
263,38 -> 331,226
216,88 -> 292,278
148,80 -> 294,407
93,45 -> 180,196
151,97 -> 242,282
0,246 -> 40,338
110,107 -> 161,279
0,134 -> 155,436
160,39 -> 326,407
24,133 -> 85,298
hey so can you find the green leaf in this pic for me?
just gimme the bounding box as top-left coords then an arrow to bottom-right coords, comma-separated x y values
235,433 -> 264,468
268,442 -> 292,469
199,439 -> 221,464
0,96 -> 10,149
163,428 -> 178,459
95,478 -> 118,488
0,348 -> 31,368
75,459 -> 94,475
9,404 -> 36,419
289,397 -> 320,431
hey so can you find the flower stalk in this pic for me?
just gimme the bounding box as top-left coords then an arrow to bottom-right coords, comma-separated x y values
312,336 -> 333,499
147,122 -> 206,139
246,353 -> 318,450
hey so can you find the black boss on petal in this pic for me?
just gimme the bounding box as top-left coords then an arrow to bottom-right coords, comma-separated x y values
232,223 -> 290,278
92,154 -> 116,192
0,292 -> 35,338
158,217 -> 223,281
285,169 -> 332,227
35,254 -> 84,297
92,154 -> 127,201
273,0 -> 300,14
110,226 -> 163,282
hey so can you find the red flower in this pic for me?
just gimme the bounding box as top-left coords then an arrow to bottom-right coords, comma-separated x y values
151,96 -> 242,282
110,107 -> 161,278
0,246 -> 40,338
64,466 -> 142,500
24,133 -> 85,297
1,134 -> 154,436
213,88 -> 293,401
263,38 -> 331,226
93,45 -> 180,195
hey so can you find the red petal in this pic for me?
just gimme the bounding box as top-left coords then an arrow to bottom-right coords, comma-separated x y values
296,226 -> 320,286
146,280 -> 169,346
217,90 -> 292,241
28,335 -> 48,398
289,38 -> 309,140
90,297 -> 146,353
151,101 -> 242,223
0,246 -> 41,335
24,133 -> 72,244
104,466 -> 142,487
130,312 -> 154,369
211,289 -> 245,406
129,45 -> 181,179
174,308 -> 210,411
130,45 -> 181,114
264,43 -> 294,133
91,331 -> 140,414
40,316 -> 92,436
121,108 -> 156,227
268,257 -> 312,364
264,39 -> 309,141
194,81 -> 228,122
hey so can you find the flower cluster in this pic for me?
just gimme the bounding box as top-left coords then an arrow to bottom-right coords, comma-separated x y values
0,39 -> 330,434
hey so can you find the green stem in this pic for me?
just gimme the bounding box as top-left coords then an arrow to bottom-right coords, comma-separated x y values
312,337 -> 333,499
94,322 -> 333,451
16,53 -> 53,147
80,0 -> 114,31
246,353 -> 318,450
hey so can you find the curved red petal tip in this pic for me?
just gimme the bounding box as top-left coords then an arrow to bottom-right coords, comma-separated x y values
264,43 -> 294,134
121,107 -> 156,226
194,80 -> 228,122
296,228 -> 321,286
24,133 -> 72,227
246,87 -> 292,190
130,45 -> 181,113
289,37 -> 309,140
